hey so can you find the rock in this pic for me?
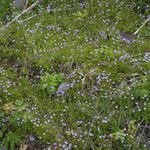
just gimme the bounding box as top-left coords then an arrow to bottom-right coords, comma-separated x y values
13,0 -> 26,10
28,134 -> 36,142
19,144 -> 28,150
144,52 -> 150,62
56,82 -> 70,96
42,146 -> 51,150
58,83 -> 70,91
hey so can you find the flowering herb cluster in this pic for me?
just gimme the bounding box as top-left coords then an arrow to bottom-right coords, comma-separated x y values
0,0 -> 150,149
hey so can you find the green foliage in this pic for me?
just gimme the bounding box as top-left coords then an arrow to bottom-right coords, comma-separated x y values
0,0 -> 150,149
128,120 -> 137,134
1,132 -> 22,150
132,0 -> 150,15
111,130 -> 125,142
132,76 -> 150,100
0,0 -> 13,22
40,73 -> 63,94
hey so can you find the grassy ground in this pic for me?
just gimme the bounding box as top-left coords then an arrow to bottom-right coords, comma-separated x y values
0,0 -> 150,149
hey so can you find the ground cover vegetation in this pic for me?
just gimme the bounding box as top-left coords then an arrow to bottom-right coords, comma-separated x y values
0,0 -> 150,149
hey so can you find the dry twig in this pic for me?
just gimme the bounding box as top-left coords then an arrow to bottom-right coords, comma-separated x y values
133,15 -> 150,35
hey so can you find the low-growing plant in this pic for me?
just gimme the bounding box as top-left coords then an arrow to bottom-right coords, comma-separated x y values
40,73 -> 63,94
1,132 -> 22,150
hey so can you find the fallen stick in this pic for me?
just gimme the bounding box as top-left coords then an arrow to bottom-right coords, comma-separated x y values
133,15 -> 150,35
0,0 -> 40,31
23,0 -> 29,11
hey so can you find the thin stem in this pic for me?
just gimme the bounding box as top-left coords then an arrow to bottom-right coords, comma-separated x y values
133,18 -> 150,35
